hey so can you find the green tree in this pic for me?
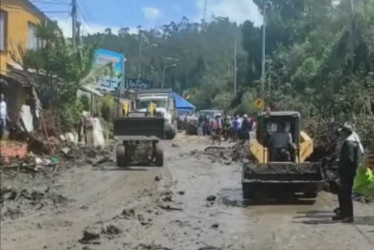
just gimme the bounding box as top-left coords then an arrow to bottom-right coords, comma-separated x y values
21,21 -> 102,131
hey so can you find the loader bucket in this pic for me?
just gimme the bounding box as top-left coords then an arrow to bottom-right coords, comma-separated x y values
241,162 -> 325,199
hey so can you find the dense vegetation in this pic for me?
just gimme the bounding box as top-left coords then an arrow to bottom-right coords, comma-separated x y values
22,0 -> 373,145
85,0 -> 373,145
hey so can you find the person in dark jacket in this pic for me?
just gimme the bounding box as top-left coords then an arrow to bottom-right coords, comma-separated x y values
232,115 -> 240,141
333,123 -> 361,223
239,114 -> 252,143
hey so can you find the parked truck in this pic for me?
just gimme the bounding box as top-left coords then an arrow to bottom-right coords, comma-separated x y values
134,89 -> 178,139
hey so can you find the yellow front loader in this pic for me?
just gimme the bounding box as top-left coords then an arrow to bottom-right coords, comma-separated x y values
242,111 -> 324,200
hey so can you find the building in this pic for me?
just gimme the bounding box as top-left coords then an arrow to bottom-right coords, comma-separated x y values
0,0 -> 50,75
0,0 -> 51,130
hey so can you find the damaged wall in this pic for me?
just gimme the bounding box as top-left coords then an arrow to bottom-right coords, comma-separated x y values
0,76 -> 28,120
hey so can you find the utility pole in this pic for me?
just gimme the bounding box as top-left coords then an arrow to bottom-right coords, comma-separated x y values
162,64 -> 177,88
72,0 -> 77,48
161,65 -> 166,89
138,30 -> 142,79
261,2 -> 267,101
348,0 -> 354,74
77,21 -> 81,46
234,35 -> 237,94
203,0 -> 207,21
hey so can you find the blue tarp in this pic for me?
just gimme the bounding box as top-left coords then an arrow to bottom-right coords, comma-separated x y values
173,92 -> 196,110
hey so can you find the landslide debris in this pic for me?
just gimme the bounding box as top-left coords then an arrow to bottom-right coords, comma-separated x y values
79,228 -> 101,244
1,186 -> 69,220
180,143 -> 248,165
101,224 -> 122,235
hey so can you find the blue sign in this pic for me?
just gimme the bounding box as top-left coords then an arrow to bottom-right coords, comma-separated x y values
93,49 -> 124,91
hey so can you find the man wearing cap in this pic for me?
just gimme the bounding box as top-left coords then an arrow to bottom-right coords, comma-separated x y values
333,123 -> 364,223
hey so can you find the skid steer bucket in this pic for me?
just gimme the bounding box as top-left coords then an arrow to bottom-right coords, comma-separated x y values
242,162 -> 325,199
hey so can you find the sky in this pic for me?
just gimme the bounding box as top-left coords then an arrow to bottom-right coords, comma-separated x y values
30,0 -> 262,37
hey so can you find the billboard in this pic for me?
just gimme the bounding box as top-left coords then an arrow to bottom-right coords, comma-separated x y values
93,49 -> 124,91
125,78 -> 153,89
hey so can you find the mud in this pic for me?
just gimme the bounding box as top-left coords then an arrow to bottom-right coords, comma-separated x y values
1,134 -> 373,250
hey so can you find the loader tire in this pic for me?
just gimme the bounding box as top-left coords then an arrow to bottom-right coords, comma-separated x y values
155,145 -> 164,167
166,129 -> 176,140
116,144 -> 127,167
242,183 -> 255,200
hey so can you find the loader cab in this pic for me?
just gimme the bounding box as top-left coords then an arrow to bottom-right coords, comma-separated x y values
256,111 -> 301,162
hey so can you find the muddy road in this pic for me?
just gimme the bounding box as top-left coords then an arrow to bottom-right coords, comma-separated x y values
1,134 -> 374,250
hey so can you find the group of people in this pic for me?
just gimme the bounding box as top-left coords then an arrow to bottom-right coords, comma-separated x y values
197,113 -> 256,145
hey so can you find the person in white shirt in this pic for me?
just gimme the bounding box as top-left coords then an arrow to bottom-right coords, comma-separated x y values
238,115 -> 243,129
0,94 -> 7,139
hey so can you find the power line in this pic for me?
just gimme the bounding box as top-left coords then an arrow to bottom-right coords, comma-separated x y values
77,4 -> 90,24
30,1 -> 70,6
43,10 -> 70,13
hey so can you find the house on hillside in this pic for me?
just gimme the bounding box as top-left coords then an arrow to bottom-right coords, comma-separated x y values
0,0 -> 50,134
0,0 -> 51,74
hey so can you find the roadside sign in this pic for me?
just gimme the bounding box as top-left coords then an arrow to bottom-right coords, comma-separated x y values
253,98 -> 264,110
93,49 -> 124,92
125,78 -> 152,89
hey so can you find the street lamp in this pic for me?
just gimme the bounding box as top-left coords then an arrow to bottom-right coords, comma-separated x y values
138,42 -> 158,79
161,64 -> 177,89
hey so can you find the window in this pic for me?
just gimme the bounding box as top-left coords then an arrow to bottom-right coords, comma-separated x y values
137,99 -> 167,110
28,22 -> 40,50
0,10 -> 6,51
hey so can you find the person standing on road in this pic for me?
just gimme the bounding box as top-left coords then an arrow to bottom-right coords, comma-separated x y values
202,115 -> 210,136
239,114 -> 251,143
0,94 -> 7,140
223,115 -> 232,141
232,115 -> 240,141
197,114 -> 204,137
333,123 -> 364,223
211,113 -> 222,145
238,115 -> 243,130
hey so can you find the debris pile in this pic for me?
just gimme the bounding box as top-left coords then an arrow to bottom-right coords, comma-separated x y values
157,191 -> 184,211
0,141 -> 28,165
80,222 -> 123,244
1,186 -> 69,220
1,140 -> 114,174
58,142 -> 114,166
79,228 -> 101,244
181,143 -> 248,165
101,224 -> 122,235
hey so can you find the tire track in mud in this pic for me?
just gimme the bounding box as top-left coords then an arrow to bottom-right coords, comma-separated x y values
2,135 -> 374,250
1,153 -> 175,250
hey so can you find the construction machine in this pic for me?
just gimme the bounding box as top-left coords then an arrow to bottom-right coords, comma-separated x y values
242,111 -> 325,199
114,96 -> 165,167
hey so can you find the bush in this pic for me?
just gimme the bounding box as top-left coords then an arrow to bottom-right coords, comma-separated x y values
79,95 -> 91,111
100,95 -> 117,122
